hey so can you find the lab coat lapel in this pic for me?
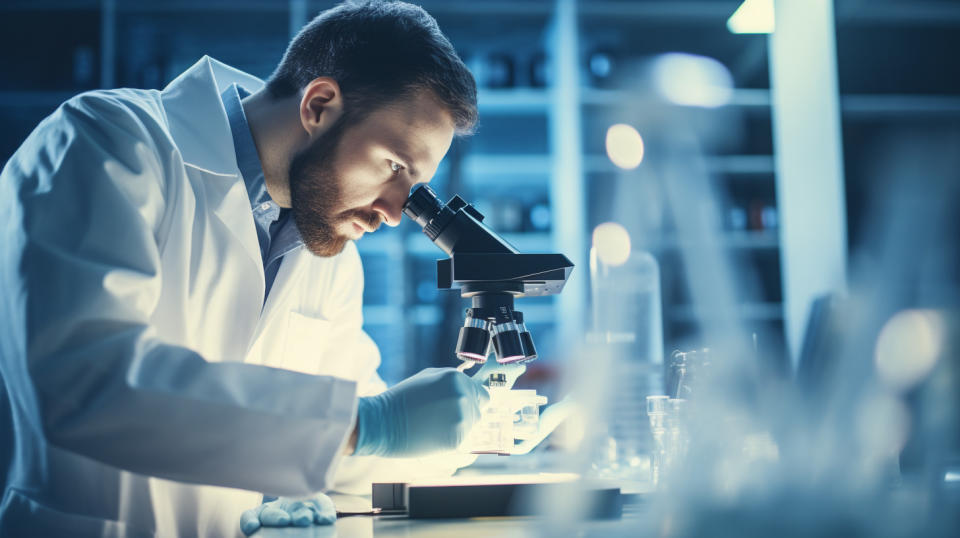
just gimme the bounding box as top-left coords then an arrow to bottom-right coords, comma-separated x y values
161,57 -> 266,291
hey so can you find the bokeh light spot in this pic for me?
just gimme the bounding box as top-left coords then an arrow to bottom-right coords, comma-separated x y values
651,53 -> 734,108
592,222 -> 631,266
874,309 -> 944,391
605,123 -> 645,170
856,391 -> 911,458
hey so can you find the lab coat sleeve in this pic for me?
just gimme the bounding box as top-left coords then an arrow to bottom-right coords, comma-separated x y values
11,92 -> 356,496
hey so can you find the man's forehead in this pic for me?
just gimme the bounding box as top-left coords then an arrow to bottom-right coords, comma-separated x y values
363,93 -> 455,168
373,91 -> 455,131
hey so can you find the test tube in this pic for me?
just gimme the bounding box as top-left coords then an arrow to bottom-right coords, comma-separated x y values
646,395 -> 669,486
512,390 -> 547,440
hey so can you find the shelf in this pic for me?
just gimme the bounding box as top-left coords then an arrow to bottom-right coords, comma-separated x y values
583,154 -> 775,176
364,303 -> 556,326
668,302 -> 784,323
640,230 -> 779,250
478,88 -> 549,114
410,305 -> 442,326
463,153 -> 775,180
515,303 -> 557,325
355,231 -> 405,256
0,1 -> 100,10
479,90 -> 960,118
840,94 -> 960,117
579,1 -> 743,21
462,154 -> 551,178
706,155 -> 775,175
0,91 -> 77,107
481,88 -> 777,114
114,0 -> 288,13
364,305 -> 443,326
581,88 -> 772,108
836,2 -> 960,26
500,232 -> 554,253
418,1 -> 553,17
405,232 -> 554,257
362,305 -> 402,326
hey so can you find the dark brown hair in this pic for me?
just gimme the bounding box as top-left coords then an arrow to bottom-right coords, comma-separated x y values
267,0 -> 477,135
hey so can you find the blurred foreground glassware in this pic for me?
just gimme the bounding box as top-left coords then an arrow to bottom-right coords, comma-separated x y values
647,395 -> 688,487
466,374 -> 548,454
667,348 -> 712,399
589,241 -> 665,475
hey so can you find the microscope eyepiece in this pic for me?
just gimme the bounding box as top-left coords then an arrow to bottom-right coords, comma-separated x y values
403,184 -> 516,255
402,184 -> 444,230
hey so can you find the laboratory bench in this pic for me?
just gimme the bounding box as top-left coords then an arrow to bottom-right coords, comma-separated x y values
258,491 -> 647,538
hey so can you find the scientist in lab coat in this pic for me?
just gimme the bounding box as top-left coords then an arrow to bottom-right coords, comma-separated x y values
0,1 -> 489,536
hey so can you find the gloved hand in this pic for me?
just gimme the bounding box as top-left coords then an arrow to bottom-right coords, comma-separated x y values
354,368 -> 489,457
239,494 -> 336,536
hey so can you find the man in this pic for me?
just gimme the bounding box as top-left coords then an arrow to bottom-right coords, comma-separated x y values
0,1 -> 492,535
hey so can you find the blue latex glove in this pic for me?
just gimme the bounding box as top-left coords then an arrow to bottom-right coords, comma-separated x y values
354,368 -> 488,457
239,495 -> 336,536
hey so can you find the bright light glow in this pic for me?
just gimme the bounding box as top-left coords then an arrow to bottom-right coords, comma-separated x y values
727,0 -> 775,34
856,392 -> 911,457
592,222 -> 631,266
605,123 -> 645,170
875,309 -> 945,391
651,53 -> 734,108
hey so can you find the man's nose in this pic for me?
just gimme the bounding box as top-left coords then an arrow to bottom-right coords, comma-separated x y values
373,183 -> 411,227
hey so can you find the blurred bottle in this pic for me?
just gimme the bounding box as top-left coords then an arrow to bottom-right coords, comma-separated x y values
528,51 -> 550,88
589,246 -> 665,475
527,201 -> 551,232
666,348 -> 712,399
586,48 -> 617,88
72,46 -> 95,89
467,51 -> 515,89
590,249 -> 663,363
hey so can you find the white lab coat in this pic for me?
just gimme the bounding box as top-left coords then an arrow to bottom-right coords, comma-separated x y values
0,57 -> 421,537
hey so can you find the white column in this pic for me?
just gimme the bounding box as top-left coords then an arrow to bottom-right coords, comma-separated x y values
768,0 -> 848,367
100,0 -> 116,88
550,0 -> 587,345
289,0 -> 308,39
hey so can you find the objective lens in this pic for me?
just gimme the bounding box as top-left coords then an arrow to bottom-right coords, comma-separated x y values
519,331 -> 537,361
455,316 -> 491,363
491,321 -> 525,363
513,311 -> 537,361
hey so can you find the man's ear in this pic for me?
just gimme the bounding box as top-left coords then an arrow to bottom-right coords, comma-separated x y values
299,77 -> 344,139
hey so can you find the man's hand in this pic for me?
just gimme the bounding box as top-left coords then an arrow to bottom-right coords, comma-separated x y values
240,495 -> 336,536
353,368 -> 488,457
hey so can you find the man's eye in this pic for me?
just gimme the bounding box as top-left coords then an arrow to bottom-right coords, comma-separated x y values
390,161 -> 403,173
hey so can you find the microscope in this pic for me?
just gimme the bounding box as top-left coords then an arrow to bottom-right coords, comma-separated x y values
402,185 -> 574,366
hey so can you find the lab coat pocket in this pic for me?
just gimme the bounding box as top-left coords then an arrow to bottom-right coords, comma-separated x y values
282,311 -> 335,375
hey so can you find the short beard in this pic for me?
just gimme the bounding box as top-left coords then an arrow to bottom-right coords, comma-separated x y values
287,113 -> 381,257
